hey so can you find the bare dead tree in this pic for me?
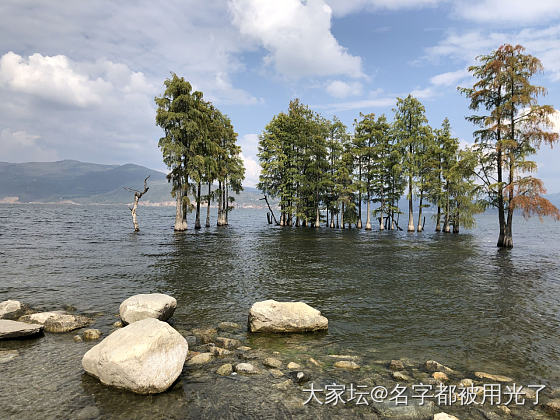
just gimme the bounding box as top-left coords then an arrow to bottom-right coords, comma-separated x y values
124,175 -> 150,232
259,195 -> 279,225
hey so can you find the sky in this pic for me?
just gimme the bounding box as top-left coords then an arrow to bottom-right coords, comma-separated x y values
1,0 -> 560,191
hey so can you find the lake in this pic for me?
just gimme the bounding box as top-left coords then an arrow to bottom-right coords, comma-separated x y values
1,203 -> 559,419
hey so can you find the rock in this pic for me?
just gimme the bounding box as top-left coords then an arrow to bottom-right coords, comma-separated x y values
287,362 -> 301,369
0,300 -> 25,319
523,387 -> 537,400
216,363 -> 233,376
192,328 -> 217,344
269,369 -> 284,378
263,357 -> 283,369
74,405 -> 100,420
372,399 -> 435,419
293,371 -> 310,384
544,399 -> 560,416
237,345 -> 251,351
334,360 -> 360,370
112,320 -> 123,328
474,371 -> 512,383
459,378 -> 473,387
81,318 -> 188,394
212,347 -> 232,357
19,312 -> 91,333
73,334 -> 83,342
215,336 -> 241,349
274,379 -> 292,390
248,299 -> 328,333
392,371 -> 412,381
217,321 -> 240,332
328,354 -> 360,360
184,335 -> 197,347
390,360 -> 405,370
308,357 -> 322,367
186,352 -> 214,365
434,413 -> 459,420
432,372 -> 449,382
425,360 -> 455,375
0,319 -> 44,339
119,293 -> 176,324
235,363 -> 259,374
0,349 -> 19,363
497,405 -> 511,416
83,329 -> 102,341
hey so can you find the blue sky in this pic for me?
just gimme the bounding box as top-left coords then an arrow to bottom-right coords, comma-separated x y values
1,0 -> 559,190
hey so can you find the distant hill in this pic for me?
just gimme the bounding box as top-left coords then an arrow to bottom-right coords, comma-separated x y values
0,160 -> 265,206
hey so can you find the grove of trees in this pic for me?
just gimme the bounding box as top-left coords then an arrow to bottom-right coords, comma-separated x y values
258,44 -> 559,248
155,73 -> 245,231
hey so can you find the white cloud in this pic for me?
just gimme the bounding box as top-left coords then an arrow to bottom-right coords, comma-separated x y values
315,97 -> 396,112
326,0 -> 445,16
430,69 -> 469,86
229,0 -> 363,79
410,87 -> 436,99
240,152 -> 260,188
0,128 -> 58,162
326,80 -> 363,98
455,0 -> 560,24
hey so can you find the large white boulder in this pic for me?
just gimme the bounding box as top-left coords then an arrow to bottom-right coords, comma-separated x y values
0,300 -> 26,319
119,293 -> 176,324
82,318 -> 188,394
248,299 -> 328,333
0,319 -> 43,339
19,311 -> 91,333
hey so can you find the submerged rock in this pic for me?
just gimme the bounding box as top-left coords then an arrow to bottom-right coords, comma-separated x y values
235,363 -> 260,374
82,318 -> 188,394
432,372 -> 449,382
83,329 -> 102,341
334,360 -> 360,370
0,349 -> 19,363
119,293 -> 176,324
248,300 -> 328,333
73,334 -> 83,343
389,360 -> 405,370
0,319 -> 44,339
186,352 -> 213,366
544,399 -> 560,416
216,363 -> 233,376
425,360 -> 455,375
263,357 -> 283,369
192,328 -> 217,344
19,311 -> 91,333
474,371 -> 512,383
434,413 -> 459,420
269,369 -> 284,378
372,399 -> 435,419
215,336 -> 241,349
217,321 -> 240,332
0,300 -> 26,320
287,362 -> 301,370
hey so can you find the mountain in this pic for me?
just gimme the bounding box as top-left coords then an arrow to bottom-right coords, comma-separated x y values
0,160 -> 266,206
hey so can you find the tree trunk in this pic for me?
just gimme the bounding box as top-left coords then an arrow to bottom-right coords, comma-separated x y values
435,206 -> 441,232
417,190 -> 424,232
452,205 -> 460,234
357,162 -> 362,228
330,210 -> 334,228
365,191 -> 371,230
174,181 -> 187,231
195,181 -> 201,229
443,183 -> 450,233
341,202 -> 345,229
503,156 -> 515,248
408,174 -> 415,231
217,181 -> 223,226
205,182 -> 211,227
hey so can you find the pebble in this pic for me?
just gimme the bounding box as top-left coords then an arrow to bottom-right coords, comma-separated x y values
392,371 -> 412,381
73,335 -> 83,343
474,371 -> 512,383
186,352 -> 214,365
432,371 -> 449,382
334,360 -> 360,370
235,363 -> 259,374
217,322 -> 240,332
216,363 -> 233,376
215,336 -> 241,349
269,369 -> 284,378
389,359 -> 405,370
263,357 -> 282,369
83,329 -> 102,340
287,362 -> 301,369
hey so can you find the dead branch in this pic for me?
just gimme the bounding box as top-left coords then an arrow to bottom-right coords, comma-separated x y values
125,175 -> 150,232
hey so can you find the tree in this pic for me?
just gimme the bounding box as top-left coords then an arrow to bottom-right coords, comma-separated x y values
124,176 -> 149,232
393,95 -> 430,232
460,44 -> 559,248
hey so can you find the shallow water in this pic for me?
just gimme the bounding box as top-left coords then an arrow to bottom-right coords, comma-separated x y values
1,204 -> 559,419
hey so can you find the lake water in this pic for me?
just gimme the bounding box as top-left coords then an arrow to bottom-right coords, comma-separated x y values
1,204 -> 559,419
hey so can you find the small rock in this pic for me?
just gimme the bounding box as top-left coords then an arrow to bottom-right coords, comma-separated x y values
334,360 -> 360,370
474,371 -> 512,383
235,363 -> 259,374
74,405 -> 100,420
308,357 -> 321,367
213,347 -> 232,357
73,334 -> 83,342
217,322 -> 240,332
269,369 -> 284,378
287,362 -> 301,369
392,371 -> 412,381
497,405 -> 511,415
196,343 -> 216,353
544,399 -> 560,416
433,372 -> 449,382
434,413 -> 459,420
0,349 -> 19,363
192,328 -> 217,344
119,293 -> 176,324
328,354 -> 360,360
248,299 -> 328,333
460,378 -> 473,387
0,319 -> 44,339
112,320 -> 123,328
237,346 -> 251,351
186,352 -> 213,366
0,300 -> 26,319
274,379 -> 292,390
83,329 -> 102,341
184,335 -> 197,347
215,336 -> 241,349
263,357 -> 282,369
389,359 -> 405,370
523,387 -> 536,400
425,360 -> 455,375
216,363 -> 233,376
294,371 -> 310,384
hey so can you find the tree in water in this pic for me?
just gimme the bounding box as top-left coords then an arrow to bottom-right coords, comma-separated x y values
460,44 -> 559,248
124,175 -> 149,232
